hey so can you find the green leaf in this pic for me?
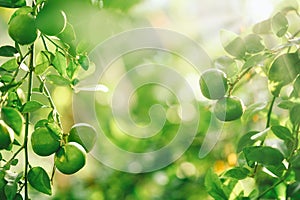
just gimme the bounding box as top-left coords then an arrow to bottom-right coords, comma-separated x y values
34,119 -> 48,130
1,107 -> 23,136
52,51 -> 66,76
46,74 -> 70,86
268,53 -> 300,96
237,131 -> 259,153
244,34 -> 264,54
66,59 -> 79,79
277,100 -> 296,110
0,46 -> 18,57
223,167 -> 250,180
78,55 -> 90,71
10,159 -> 18,166
4,182 -> 17,200
272,12 -> 289,37
35,51 -> 52,75
21,100 -> 44,113
220,30 -> 246,59
290,75 -> 300,97
271,125 -> 293,142
214,56 -> 238,78
243,146 -> 284,166
45,123 -> 62,140
205,168 -> 228,200
28,167 -> 52,195
290,104 -> 300,125
253,19 -> 272,34
266,163 -> 286,177
0,0 -> 26,8
287,182 -> 300,199
242,54 -> 271,70
1,58 -> 18,72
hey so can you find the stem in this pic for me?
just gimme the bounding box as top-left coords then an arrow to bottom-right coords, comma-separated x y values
43,35 -> 74,58
36,76 -> 63,129
228,67 -> 252,95
265,96 -> 276,129
253,96 -> 276,174
24,45 -> 34,200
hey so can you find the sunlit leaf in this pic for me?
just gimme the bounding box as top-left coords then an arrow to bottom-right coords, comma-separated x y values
268,53 -> 300,96
214,56 -> 238,78
78,55 -> 90,71
21,100 -> 45,113
46,74 -> 70,86
28,167 -> 52,195
52,51 -> 66,76
272,12 -> 288,37
220,30 -> 246,59
253,19 -> 272,34
66,59 -> 79,79
1,58 -> 18,72
1,107 -> 23,136
244,34 -> 265,54
205,168 -> 228,200
35,51 -> 52,75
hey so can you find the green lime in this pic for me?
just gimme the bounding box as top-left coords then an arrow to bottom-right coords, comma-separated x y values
68,123 -> 97,152
31,127 -> 60,156
200,69 -> 228,100
8,14 -> 38,45
0,120 -> 14,150
214,96 -> 244,121
55,142 -> 86,174
36,5 -> 67,36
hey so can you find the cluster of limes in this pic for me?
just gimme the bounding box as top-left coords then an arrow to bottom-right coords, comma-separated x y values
31,123 -> 96,174
8,3 -> 67,45
199,69 -> 244,121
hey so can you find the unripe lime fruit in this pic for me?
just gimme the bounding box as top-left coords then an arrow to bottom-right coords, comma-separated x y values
55,142 -> 86,175
214,96 -> 244,121
36,5 -> 67,36
68,123 -> 97,152
31,127 -> 60,156
200,69 -> 228,100
0,120 -> 14,150
8,14 -> 38,45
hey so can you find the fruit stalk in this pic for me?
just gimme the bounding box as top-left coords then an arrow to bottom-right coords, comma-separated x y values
24,44 -> 34,200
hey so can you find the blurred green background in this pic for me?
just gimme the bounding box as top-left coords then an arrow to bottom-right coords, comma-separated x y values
0,0 -> 282,199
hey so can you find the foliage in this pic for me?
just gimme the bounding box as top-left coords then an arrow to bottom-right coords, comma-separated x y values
0,0 -> 98,199
204,1 -> 300,199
